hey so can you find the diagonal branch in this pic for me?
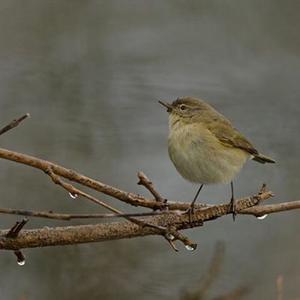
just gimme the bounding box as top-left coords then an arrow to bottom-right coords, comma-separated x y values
45,167 -> 123,214
0,147 -> 167,210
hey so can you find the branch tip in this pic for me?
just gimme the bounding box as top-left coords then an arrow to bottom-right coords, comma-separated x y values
6,218 -> 29,238
0,113 -> 31,136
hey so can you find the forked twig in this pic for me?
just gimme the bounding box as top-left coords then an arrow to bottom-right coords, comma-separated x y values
6,218 -> 29,238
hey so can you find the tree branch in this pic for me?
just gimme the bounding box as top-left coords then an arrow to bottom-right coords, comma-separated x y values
0,147 -> 271,212
0,193 -> 267,250
0,147 -> 169,210
45,165 -> 195,250
0,113 -> 299,253
240,200 -> 300,217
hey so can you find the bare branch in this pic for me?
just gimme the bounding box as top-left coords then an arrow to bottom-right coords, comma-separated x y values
45,166 -> 195,250
0,114 -> 298,253
0,194 -> 264,250
0,113 -> 30,136
240,201 -> 300,217
137,171 -> 166,204
0,143 -> 290,252
45,166 -> 123,214
0,147 -> 168,210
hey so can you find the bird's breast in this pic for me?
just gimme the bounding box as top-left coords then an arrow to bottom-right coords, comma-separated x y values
168,123 -> 249,184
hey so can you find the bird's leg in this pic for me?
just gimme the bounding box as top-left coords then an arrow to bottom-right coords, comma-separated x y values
186,184 -> 204,223
191,184 -> 204,212
229,181 -> 236,221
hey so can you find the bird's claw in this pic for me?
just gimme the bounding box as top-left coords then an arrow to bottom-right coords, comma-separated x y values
185,204 -> 196,225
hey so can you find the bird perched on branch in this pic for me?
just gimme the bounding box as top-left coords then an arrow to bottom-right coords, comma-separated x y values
159,96 -> 275,219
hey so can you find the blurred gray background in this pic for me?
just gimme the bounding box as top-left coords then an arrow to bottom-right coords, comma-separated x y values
0,0 -> 299,299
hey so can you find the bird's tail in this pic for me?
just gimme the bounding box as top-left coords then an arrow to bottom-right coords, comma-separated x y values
252,153 -> 275,164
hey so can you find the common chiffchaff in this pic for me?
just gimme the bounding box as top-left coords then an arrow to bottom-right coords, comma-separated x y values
159,96 -> 275,218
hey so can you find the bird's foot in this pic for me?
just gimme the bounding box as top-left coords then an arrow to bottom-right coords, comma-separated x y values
185,203 -> 196,226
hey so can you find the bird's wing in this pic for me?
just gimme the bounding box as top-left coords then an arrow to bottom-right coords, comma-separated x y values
204,114 -> 259,155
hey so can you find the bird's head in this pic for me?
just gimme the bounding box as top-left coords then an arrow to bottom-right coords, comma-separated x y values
159,96 -> 212,128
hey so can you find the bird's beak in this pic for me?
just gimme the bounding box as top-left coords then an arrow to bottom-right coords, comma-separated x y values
158,100 -> 173,113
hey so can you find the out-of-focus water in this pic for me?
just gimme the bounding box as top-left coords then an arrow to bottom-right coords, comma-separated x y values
0,1 -> 299,299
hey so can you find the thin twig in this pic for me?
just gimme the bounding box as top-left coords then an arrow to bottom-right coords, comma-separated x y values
0,113 -> 30,136
240,201 -> 300,216
45,167 -> 124,215
137,171 -> 166,203
0,207 -> 172,221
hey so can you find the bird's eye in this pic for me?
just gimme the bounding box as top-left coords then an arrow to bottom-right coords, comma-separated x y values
179,104 -> 187,111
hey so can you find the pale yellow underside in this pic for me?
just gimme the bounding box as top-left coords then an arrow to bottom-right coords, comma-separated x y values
168,117 -> 250,184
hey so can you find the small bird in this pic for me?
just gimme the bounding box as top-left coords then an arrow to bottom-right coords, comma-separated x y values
159,96 -> 275,219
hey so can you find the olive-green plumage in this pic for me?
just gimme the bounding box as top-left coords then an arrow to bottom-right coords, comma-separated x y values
159,96 -> 275,185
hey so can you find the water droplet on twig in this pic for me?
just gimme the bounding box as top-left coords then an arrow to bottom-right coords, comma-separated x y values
165,233 -> 175,241
257,214 -> 268,220
14,250 -> 26,266
69,192 -> 78,199
17,259 -> 25,266
185,244 -> 196,251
